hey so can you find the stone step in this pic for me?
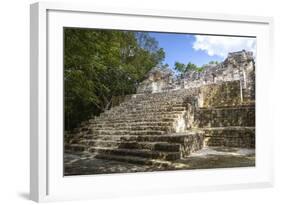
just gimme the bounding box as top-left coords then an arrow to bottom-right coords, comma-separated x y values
96,117 -> 179,124
73,132 -> 201,143
135,94 -> 186,98
89,147 -> 181,161
117,100 -> 186,108
104,106 -> 186,115
131,100 -> 186,104
80,139 -> 120,148
79,139 -> 181,152
95,153 -> 173,167
79,123 -> 174,132
74,134 -> 181,142
80,134 -> 125,140
134,93 -> 186,98
89,125 -> 174,132
120,133 -> 195,143
132,91 -> 196,100
88,129 -> 166,135
93,117 -> 176,124
110,100 -> 186,107
99,112 -> 183,120
89,121 -> 174,128
134,103 -> 186,108
120,131 -> 204,157
65,131 -> 205,162
103,109 -> 185,117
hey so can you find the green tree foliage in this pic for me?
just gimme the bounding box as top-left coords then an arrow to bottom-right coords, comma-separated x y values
174,61 -> 204,75
64,28 -> 165,130
186,62 -> 198,71
174,61 -> 186,73
209,60 -> 220,64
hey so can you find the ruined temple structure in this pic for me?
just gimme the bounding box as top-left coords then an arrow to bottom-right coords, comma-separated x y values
65,50 -> 255,169
137,50 -> 255,102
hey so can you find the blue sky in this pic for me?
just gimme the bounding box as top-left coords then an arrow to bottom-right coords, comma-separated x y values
148,32 -> 256,68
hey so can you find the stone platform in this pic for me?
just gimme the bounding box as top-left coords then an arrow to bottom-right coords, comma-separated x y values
64,147 -> 255,176
64,50 -> 255,174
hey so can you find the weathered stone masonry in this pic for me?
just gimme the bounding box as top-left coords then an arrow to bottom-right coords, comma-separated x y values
65,50 -> 255,166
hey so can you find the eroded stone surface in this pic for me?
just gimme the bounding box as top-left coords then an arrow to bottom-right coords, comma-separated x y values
137,50 -> 255,102
64,147 -> 255,175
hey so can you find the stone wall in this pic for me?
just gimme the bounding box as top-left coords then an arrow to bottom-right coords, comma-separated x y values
194,106 -> 255,128
204,127 -> 255,148
198,80 -> 244,108
182,131 -> 204,157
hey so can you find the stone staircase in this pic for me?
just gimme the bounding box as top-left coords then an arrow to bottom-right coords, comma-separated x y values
65,89 -> 205,167
65,84 -> 255,166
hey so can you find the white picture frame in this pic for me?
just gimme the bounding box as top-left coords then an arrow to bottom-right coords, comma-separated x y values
30,1 -> 274,202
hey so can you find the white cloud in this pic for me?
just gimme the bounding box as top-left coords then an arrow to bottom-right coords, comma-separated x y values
192,35 -> 256,58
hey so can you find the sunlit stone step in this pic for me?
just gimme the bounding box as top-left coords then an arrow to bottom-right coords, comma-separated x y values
89,125 -> 175,132
99,112 -> 183,120
113,106 -> 185,113
95,154 -> 173,167
92,117 -> 176,124
88,129 -> 166,136
89,121 -> 174,128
